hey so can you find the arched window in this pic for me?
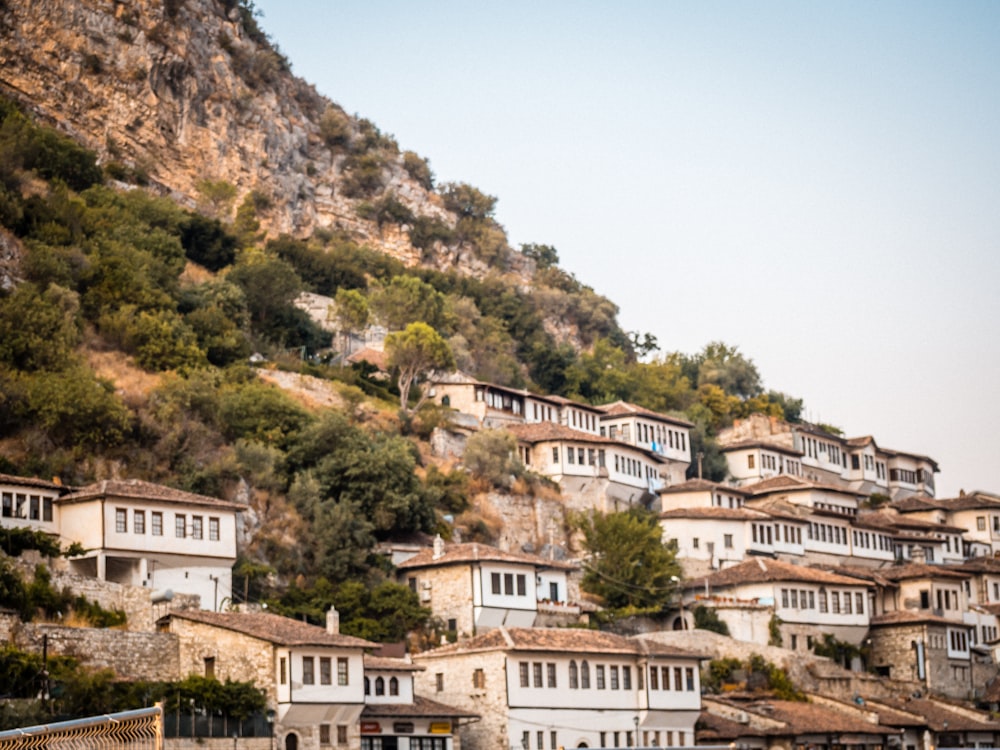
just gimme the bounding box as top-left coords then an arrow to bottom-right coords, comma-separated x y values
389,677 -> 399,696
375,677 -> 385,696
364,677 -> 370,695
580,660 -> 591,689
569,660 -> 579,689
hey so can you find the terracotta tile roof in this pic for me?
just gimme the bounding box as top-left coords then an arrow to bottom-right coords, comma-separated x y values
543,395 -> 604,413
364,655 -> 424,672
60,479 -> 242,510
742,475 -> 858,497
855,511 -> 965,535
0,473 -> 65,491
890,495 -> 945,513
720,440 -> 804,456
821,565 -> 898,588
414,627 -> 704,659
744,700 -> 896,736
936,493 -> 1000,511
952,557 -> 1000,574
687,558 -> 870,590
868,610 -> 967,628
658,479 -> 751,496
361,695 -> 479,720
396,542 -> 577,571
696,711 -> 769,741
659,507 -> 769,521
747,498 -> 811,522
505,422 -> 612,445
165,610 -> 377,649
880,447 -> 939,472
595,400 -> 694,428
867,697 -> 998,732
845,436 -> 877,449
877,562 -> 971,582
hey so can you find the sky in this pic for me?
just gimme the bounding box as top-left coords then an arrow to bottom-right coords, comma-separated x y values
253,0 -> 1000,498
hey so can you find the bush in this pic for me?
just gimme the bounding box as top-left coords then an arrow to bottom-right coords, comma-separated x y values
319,107 -> 352,149
402,151 -> 433,190
462,429 -> 521,490
340,152 -> 386,198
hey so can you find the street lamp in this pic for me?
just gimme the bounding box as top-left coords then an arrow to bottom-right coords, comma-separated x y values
633,715 -> 640,748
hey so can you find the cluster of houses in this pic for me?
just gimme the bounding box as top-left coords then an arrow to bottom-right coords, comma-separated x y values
4,371 -> 1000,750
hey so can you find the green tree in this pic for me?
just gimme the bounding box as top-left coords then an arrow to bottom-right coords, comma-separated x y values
571,508 -> 681,612
462,429 -> 522,489
401,151 -> 433,190
439,182 -> 496,220
693,605 -> 730,635
331,288 -> 369,357
196,179 -> 238,220
695,341 -> 763,399
385,322 -> 454,415
370,276 -> 447,332
0,283 -> 80,371
521,242 -> 559,269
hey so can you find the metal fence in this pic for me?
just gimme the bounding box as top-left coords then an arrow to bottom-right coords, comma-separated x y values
0,706 -> 162,750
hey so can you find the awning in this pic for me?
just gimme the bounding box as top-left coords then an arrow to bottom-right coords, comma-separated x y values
279,704 -> 364,728
639,710 -> 701,729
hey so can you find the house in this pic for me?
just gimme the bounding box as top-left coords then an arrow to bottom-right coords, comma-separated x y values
58,479 -> 241,610
893,492 -> 1000,556
395,538 -> 580,637
161,608 -> 377,750
361,655 -> 477,750
506,422 -> 665,512
0,473 -> 63,534
701,695 -> 900,750
658,478 -> 750,511
861,695 -> 1000,750
720,440 -> 804,484
684,558 -> 873,653
659,506 -> 783,576
428,372 -> 569,431
594,400 -> 693,485
412,627 -> 706,750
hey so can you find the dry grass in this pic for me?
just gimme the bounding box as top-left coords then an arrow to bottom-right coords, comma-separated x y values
179,260 -> 215,285
83,344 -> 161,407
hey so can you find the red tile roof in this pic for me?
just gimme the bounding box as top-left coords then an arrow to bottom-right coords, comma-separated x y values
595,400 -> 694,428
659,479 -> 751,496
396,542 -> 577,571
0,473 -> 64,491
688,558 -> 870,590
877,562 -> 971,582
361,695 -> 479,720
165,610 -> 377,649
720,440 -> 804,456
868,611 -> 968,628
659,507 -> 769,521
60,479 -> 242,510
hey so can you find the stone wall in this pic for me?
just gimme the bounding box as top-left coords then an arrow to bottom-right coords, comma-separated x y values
171,618 -> 276,701
414,650 -> 506,750
5,620 -> 180,680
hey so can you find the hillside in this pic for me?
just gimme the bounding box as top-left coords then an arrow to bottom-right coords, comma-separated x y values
0,0 -> 808,601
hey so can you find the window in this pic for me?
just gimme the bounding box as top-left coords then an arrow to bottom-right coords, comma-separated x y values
337,725 -> 348,746
175,514 -> 186,538
191,516 -> 203,540
337,657 -> 348,685
831,592 -> 841,614
569,660 -> 579,689
523,732 -> 531,750
692,538 -> 699,549
649,665 -> 658,690
209,517 -> 220,541
279,657 -> 287,684
517,574 -> 526,596
856,592 -> 864,614
610,665 -> 619,690
662,666 -> 671,690
375,677 -> 384,695
580,660 -> 590,689
152,512 -> 163,536
674,667 -> 683,692
623,666 -> 631,690
685,667 -> 694,691
29,496 -> 39,520
319,725 -> 331,746
320,657 -> 331,685
552,447 -> 559,463
134,510 -> 145,534
302,657 -> 315,685
389,676 -> 399,695
748,454 -> 755,469
519,662 -> 530,687
920,590 -> 930,608
567,449 -> 575,465
549,581 -> 559,601
473,668 -> 485,689
819,590 -> 828,613
976,516 -> 986,531
204,656 -> 215,679
435,672 -> 443,692
547,663 -> 556,688
533,662 -> 543,687
491,572 -> 501,595
42,498 -> 53,522
724,534 -> 733,549
843,592 -> 852,614
116,508 -> 127,533
596,665 -> 606,689
504,573 -> 514,595
1,493 -> 10,517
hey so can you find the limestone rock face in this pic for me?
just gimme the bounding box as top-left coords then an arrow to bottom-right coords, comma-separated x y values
0,0 -> 530,280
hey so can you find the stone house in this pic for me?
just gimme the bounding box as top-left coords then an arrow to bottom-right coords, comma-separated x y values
58,479 -> 241,610
161,608 -> 376,750
360,655 -> 477,750
395,538 -> 580,638
412,626 -> 705,750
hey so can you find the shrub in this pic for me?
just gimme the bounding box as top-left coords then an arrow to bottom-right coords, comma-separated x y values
462,429 -> 521,490
402,151 -> 433,190
340,152 -> 386,198
693,605 -> 730,635
319,107 -> 352,149
408,216 -> 455,251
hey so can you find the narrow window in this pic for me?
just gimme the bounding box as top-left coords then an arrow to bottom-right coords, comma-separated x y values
301,656 -> 317,685
152,512 -> 163,536
596,665 -> 606,689
517,574 -> 526,596
42,498 -> 53,522
569,660 -> 579,689
491,572 -> 501,595
336,726 -> 347,745
115,508 -> 127,533
533,662 -> 543,688
134,510 -> 145,534
435,673 -> 443,692
279,657 -> 287,684
320,657 -> 331,685
204,656 -> 215,679
547,663 -> 557,688
504,573 -> 514,595
29,496 -> 39,521
191,515 -> 203,540
319,725 -> 331,746
389,676 -> 399,695
175,514 -> 185,538
623,665 -> 632,690
209,517 -> 220,541
610,665 -> 619,690
580,660 -> 591,689
374,676 -> 384,695
649,665 -> 659,690
337,657 -> 348,685
519,662 -> 529,687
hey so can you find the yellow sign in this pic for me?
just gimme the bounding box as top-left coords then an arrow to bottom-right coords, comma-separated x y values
429,722 -> 451,734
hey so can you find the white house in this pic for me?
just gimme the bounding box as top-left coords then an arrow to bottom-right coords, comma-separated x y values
595,401 -> 693,485
721,441 -> 804,485
658,478 -> 750,512
659,507 -> 779,576
0,472 -> 63,534
361,655 -> 476,750
412,627 -> 706,750
58,479 -> 241,610
685,557 -> 873,652
163,608 -> 377,750
395,539 -> 580,637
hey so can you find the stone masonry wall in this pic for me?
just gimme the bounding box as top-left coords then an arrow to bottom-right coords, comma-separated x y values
171,618 -> 276,702
414,650 -> 507,750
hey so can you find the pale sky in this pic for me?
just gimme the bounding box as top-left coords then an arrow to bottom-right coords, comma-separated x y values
253,0 -> 1000,498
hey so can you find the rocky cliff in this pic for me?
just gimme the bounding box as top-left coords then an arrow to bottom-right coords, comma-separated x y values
0,0 -> 529,280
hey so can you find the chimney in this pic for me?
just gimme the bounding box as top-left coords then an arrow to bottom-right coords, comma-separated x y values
326,606 -> 340,635
432,534 -> 445,560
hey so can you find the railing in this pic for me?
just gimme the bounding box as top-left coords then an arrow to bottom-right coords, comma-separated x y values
0,706 -> 162,750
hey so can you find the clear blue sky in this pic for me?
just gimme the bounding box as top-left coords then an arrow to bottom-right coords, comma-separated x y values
254,0 -> 1000,498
